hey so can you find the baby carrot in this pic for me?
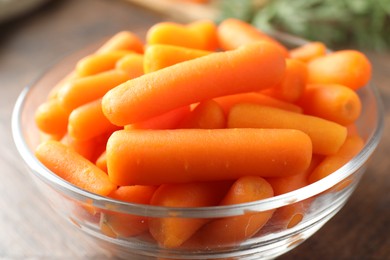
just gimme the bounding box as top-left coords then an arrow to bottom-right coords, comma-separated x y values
289,42 -> 327,62
68,99 -> 120,141
58,70 -> 130,112
307,50 -> 372,90
143,44 -> 211,73
177,100 -> 226,129
102,42 -> 286,125
35,98 -> 69,136
35,140 -> 116,196
228,104 -> 347,155
297,84 -> 362,126
308,134 -> 364,184
115,53 -> 144,78
266,155 -> 323,196
101,185 -> 157,238
96,31 -> 144,54
39,131 -> 64,143
214,92 -> 303,115
146,20 -> 218,51
269,200 -> 312,230
190,176 -> 274,247
265,156 -> 322,229
217,18 -> 289,57
149,181 -> 231,248
125,106 -> 191,130
261,58 -> 308,102
48,72 -> 78,100
75,50 -> 133,77
106,128 -> 312,186
61,132 -> 110,162
95,151 -> 107,173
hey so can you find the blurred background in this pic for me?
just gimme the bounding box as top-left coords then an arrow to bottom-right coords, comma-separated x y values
1,0 -> 389,51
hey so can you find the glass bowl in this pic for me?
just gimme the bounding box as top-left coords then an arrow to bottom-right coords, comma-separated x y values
12,33 -> 384,260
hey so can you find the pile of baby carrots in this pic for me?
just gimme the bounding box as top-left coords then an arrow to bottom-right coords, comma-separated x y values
34,18 -> 371,249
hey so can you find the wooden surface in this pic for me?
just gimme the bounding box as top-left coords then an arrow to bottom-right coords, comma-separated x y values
1,0 -> 389,259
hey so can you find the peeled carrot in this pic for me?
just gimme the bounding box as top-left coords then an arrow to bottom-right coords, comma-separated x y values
95,151 -> 107,173
297,84 -> 362,126
68,99 -> 120,141
307,50 -> 372,90
146,20 -> 218,51
100,185 -> 157,238
115,53 -> 144,78
143,44 -> 211,73
266,155 -> 322,196
308,134 -> 364,184
261,58 -> 308,102
266,156 -> 322,229
149,181 -> 231,248
75,50 -> 132,77
289,42 -> 327,62
58,70 -> 130,112
35,140 -> 116,196
214,92 -> 303,115
102,42 -> 286,125
48,72 -> 78,100
228,104 -> 347,155
61,132 -> 110,162
190,176 -> 274,247
125,106 -> 191,130
178,100 -> 226,129
39,131 -> 64,143
96,31 -> 144,54
35,98 -> 69,136
217,18 -> 289,57
106,128 -> 312,186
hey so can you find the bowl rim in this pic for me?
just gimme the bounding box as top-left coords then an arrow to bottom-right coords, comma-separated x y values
11,32 -> 385,218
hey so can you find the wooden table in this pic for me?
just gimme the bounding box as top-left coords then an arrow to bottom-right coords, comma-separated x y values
1,0 -> 389,259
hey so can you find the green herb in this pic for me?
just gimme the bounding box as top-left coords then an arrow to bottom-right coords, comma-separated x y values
218,0 -> 390,51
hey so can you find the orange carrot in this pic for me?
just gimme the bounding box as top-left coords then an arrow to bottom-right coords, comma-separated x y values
68,99 -> 120,141
190,176 -> 274,247
115,53 -> 144,78
261,58 -> 308,102
100,185 -> 157,238
297,84 -> 362,126
35,98 -> 69,136
48,72 -> 78,100
125,106 -> 191,130
146,20 -> 218,51
96,31 -> 144,54
265,155 -> 322,229
214,92 -> 303,115
143,44 -> 211,73
178,100 -> 226,129
39,131 -> 64,143
217,18 -> 289,57
289,42 -> 327,62
106,128 -> 312,186
269,200 -> 312,230
75,50 -> 133,77
149,181 -> 231,248
61,132 -> 110,162
58,70 -> 130,112
102,42 -> 286,125
228,104 -> 347,155
35,140 -> 116,196
266,155 -> 322,196
307,50 -> 372,90
308,134 -> 364,184
95,151 -> 107,173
